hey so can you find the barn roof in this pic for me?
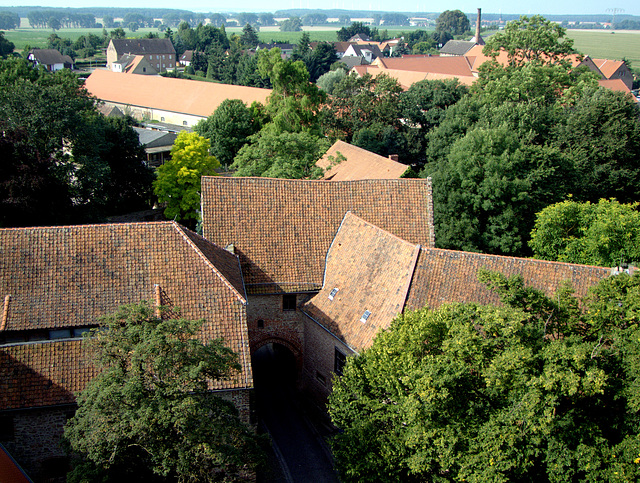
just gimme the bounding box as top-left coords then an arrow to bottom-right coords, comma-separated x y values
316,140 -> 408,180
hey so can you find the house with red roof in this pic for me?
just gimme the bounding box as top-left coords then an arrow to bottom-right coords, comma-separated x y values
316,140 -> 409,180
0,221 -> 251,480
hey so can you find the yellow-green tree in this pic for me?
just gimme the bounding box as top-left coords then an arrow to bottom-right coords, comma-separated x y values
153,132 -> 219,227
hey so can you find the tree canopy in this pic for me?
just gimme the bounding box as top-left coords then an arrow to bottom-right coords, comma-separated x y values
0,58 -> 153,226
64,302 -> 264,482
435,9 -> 470,36
153,131 -> 219,227
530,198 -> 640,267
194,99 -> 261,167
422,15 -> 640,257
329,270 -> 640,482
482,15 -> 577,66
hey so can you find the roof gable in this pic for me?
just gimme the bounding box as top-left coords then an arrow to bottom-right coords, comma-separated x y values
317,140 -> 408,180
0,222 -> 246,333
85,70 -> 271,119
201,177 -> 435,294
303,213 -> 420,351
0,221 -> 251,408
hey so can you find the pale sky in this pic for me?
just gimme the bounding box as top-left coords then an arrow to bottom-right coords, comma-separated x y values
0,0 -> 638,17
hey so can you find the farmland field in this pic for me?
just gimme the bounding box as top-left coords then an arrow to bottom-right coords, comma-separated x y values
565,30 -> 640,67
5,25 -> 640,69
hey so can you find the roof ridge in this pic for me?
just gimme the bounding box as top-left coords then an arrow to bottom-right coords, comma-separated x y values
421,246 -> 611,271
171,223 -> 248,305
0,221 -> 173,232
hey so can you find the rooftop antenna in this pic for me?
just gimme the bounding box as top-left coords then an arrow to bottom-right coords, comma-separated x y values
607,8 -> 624,29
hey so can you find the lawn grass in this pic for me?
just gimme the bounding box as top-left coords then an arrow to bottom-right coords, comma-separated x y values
565,30 -> 640,68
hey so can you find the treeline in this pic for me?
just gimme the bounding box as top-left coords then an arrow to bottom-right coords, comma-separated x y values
27,10 -> 98,29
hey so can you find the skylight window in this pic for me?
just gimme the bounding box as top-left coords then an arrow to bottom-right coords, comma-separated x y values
360,310 -> 371,323
328,288 -> 339,301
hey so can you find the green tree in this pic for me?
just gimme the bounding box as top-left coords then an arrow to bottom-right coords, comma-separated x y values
47,16 -> 60,31
435,9 -> 470,36
240,23 -> 259,48
231,129 -> 329,179
482,15 -> 577,67
0,12 -> 19,30
257,48 -> 325,134
316,68 -> 346,95
153,132 -> 220,227
529,199 -> 640,267
64,302 -> 264,482
328,270 -> 640,482
279,16 -> 302,32
258,13 -> 275,26
0,31 -> 14,58
194,99 -> 261,167
336,21 -> 370,41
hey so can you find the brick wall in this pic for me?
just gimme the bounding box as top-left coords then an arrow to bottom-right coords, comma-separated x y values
1,406 -> 74,481
302,315 -> 355,403
246,293 -> 313,374
216,389 -> 253,426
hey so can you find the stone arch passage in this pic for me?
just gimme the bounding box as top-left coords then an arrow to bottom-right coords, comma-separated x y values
250,337 -> 302,385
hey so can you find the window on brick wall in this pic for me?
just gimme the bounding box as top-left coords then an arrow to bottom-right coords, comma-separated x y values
0,415 -> 14,440
257,319 -> 264,328
334,348 -> 346,376
283,294 -> 296,311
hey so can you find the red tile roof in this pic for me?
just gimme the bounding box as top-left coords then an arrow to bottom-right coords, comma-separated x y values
405,248 -> 611,312
0,340 -> 97,411
85,70 -> 271,119
304,214 -> 611,352
303,213 -> 420,351
0,222 -> 252,406
597,78 -> 632,94
592,58 -> 626,79
317,140 -> 409,180
201,177 -> 435,294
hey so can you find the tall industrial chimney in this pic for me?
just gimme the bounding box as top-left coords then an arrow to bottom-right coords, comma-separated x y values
473,8 -> 485,45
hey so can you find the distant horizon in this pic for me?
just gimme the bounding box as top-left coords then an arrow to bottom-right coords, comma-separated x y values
0,2 -> 638,17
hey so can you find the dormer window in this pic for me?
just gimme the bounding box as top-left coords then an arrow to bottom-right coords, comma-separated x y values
360,310 -> 371,323
328,288 -> 339,300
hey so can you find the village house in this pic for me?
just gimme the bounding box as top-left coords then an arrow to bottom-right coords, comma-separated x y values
0,222 -> 252,480
106,38 -> 176,73
111,54 -> 157,75
316,140 -> 409,180
85,70 -> 272,128
27,49 -> 73,72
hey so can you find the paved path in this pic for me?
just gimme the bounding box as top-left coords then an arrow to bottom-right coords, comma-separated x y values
254,345 -> 339,483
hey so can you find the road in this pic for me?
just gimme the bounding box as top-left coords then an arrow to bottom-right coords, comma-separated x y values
253,344 -> 339,483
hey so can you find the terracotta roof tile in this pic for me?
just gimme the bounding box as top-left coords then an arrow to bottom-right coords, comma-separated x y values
85,70 -> 271,119
0,221 -> 252,401
592,58 -> 626,78
597,78 -> 632,94
303,215 -> 611,352
405,248 -> 611,312
317,140 -> 409,180
303,213 -> 420,351
0,340 -> 97,411
201,177 -> 435,294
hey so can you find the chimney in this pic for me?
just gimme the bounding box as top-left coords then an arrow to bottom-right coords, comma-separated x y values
389,154 -> 399,162
475,8 -> 482,43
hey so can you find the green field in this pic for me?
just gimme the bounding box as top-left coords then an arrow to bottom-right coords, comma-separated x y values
566,30 -> 640,68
